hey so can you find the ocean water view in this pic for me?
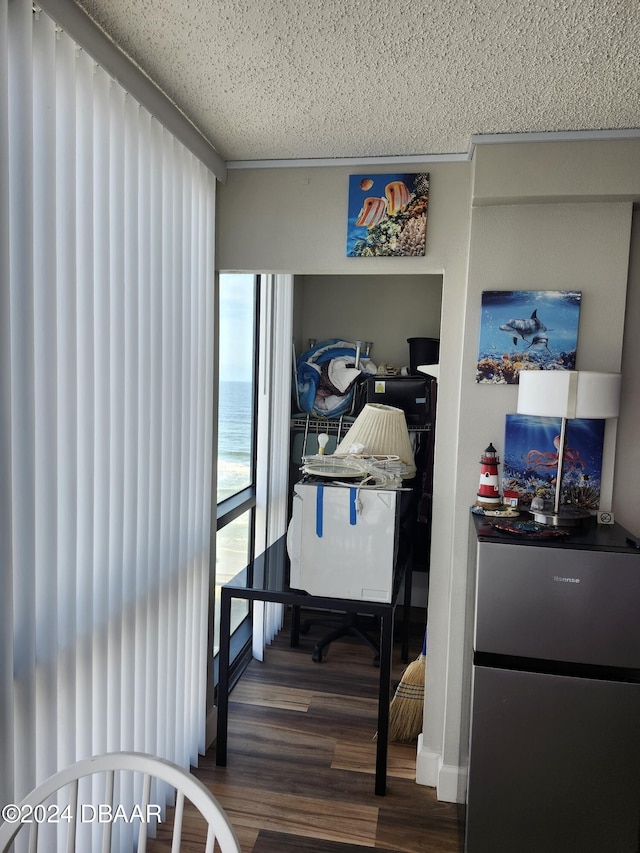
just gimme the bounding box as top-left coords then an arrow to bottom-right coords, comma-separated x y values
214,274 -> 259,654
217,379 -> 254,503
214,380 -> 254,651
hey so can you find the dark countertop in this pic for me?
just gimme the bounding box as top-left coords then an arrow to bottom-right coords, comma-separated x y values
472,510 -> 640,553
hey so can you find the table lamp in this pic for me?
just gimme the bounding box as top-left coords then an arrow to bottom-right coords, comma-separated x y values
517,370 -> 622,526
334,403 -> 417,479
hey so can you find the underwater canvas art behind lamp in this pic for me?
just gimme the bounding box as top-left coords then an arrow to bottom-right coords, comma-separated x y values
477,290 -> 581,383
503,413 -> 605,511
346,173 -> 429,257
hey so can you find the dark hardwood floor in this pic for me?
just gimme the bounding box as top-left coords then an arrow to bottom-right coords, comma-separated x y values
152,607 -> 466,852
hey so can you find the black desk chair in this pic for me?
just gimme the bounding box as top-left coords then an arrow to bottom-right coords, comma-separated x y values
301,609 -> 382,664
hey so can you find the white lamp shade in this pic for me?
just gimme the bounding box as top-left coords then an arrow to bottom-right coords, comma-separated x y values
335,403 -> 416,476
517,370 -> 621,420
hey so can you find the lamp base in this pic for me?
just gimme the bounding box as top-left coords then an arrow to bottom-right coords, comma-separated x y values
528,505 -> 592,527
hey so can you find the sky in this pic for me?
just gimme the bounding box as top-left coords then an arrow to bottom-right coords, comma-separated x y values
219,274 -> 257,381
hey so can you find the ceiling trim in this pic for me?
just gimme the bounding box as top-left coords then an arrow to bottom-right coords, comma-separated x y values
35,0 -> 227,181
469,128 -> 640,157
226,152 -> 472,170
227,129 -> 640,171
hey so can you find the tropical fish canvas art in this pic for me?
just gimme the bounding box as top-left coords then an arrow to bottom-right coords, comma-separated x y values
346,173 -> 429,257
477,290 -> 582,384
502,413 -> 605,510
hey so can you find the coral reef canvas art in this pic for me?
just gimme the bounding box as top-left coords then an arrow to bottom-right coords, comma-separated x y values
503,413 -> 605,511
477,290 -> 581,384
346,173 -> 429,257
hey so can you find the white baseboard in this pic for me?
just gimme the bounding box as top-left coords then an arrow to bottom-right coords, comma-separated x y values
415,734 -> 441,786
437,762 -> 467,804
415,734 -> 467,804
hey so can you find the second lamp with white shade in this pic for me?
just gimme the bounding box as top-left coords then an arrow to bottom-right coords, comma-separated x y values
517,370 -> 622,526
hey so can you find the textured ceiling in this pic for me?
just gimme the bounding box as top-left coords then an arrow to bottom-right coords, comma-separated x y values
74,0 -> 640,162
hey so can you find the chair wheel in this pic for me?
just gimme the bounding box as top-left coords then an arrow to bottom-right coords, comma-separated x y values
300,622 -> 311,635
312,645 -> 324,663
372,654 -> 380,668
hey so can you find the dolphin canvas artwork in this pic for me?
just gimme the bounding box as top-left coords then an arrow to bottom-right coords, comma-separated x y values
477,290 -> 581,384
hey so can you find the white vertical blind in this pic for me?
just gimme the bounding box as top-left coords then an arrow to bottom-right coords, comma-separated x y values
0,0 -> 217,819
0,0 -> 15,816
253,274 -> 294,659
267,276 -> 295,546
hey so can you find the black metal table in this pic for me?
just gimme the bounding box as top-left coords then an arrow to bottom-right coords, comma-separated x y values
215,535 -> 401,795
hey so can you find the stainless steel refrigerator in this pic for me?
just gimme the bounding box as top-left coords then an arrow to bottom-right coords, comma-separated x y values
466,516 -> 640,853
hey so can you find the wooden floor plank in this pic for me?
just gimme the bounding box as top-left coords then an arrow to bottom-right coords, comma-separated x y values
155,606 -> 465,852
229,680 -> 314,712
332,739 -> 417,780
375,797 -> 466,853
210,783 -> 379,847
252,828 -> 400,853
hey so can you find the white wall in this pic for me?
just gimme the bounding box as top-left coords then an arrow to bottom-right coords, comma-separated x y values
216,141 -> 640,805
293,274 -> 442,369
472,139 -> 640,204
216,163 -> 472,276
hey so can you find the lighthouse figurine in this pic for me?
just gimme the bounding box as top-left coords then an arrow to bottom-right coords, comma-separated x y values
476,443 -> 502,509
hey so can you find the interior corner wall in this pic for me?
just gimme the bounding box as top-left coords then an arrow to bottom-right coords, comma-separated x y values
615,208 -> 640,534
419,140 -> 638,806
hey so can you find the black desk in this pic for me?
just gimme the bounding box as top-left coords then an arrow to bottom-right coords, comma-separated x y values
215,535 -> 400,795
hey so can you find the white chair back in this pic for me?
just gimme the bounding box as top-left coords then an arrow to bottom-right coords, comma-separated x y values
0,751 -> 240,853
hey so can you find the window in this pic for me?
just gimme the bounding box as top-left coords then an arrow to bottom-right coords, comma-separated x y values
214,274 -> 259,656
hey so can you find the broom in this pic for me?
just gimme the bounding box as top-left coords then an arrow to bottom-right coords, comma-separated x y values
388,629 -> 427,743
